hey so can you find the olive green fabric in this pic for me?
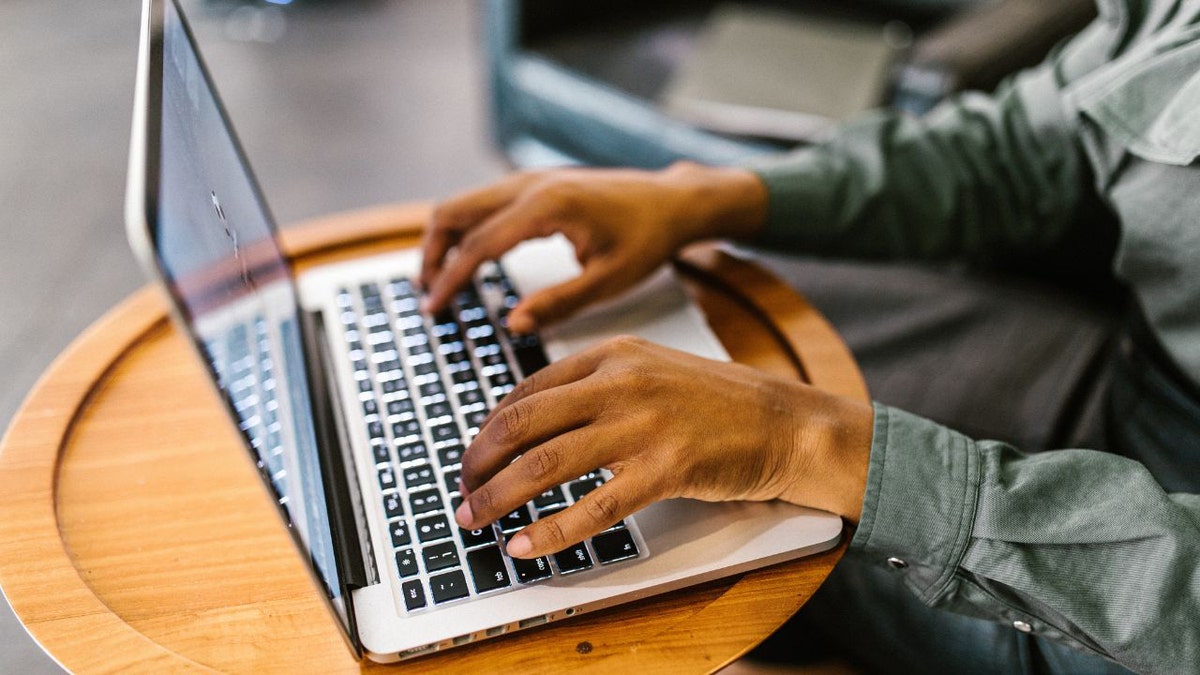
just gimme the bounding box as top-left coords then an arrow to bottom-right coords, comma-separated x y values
748,1 -> 1200,672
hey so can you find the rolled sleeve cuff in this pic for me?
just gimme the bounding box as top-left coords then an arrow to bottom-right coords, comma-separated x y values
742,148 -> 841,253
850,403 -> 983,605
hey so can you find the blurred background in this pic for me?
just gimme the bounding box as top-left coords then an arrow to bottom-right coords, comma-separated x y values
0,0 -> 1092,671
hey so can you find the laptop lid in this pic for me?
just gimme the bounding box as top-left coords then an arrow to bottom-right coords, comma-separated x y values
125,0 -> 358,649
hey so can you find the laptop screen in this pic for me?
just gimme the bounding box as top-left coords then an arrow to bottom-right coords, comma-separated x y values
152,0 -> 347,631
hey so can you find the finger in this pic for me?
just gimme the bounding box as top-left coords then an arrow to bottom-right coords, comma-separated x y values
505,259 -> 623,334
423,195 -> 560,313
420,174 -> 533,288
506,471 -> 658,558
474,345 -> 605,433
455,425 -> 606,530
462,375 -> 601,494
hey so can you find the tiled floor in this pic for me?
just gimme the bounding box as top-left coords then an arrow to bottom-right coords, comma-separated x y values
0,1 -> 504,670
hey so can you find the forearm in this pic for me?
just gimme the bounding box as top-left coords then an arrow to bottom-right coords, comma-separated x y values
747,63 -> 1093,264
854,404 -> 1200,673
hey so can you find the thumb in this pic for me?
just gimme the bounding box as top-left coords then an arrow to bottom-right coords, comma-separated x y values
508,262 -> 620,333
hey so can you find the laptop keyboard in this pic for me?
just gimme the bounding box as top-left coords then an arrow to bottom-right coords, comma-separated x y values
337,263 -> 643,613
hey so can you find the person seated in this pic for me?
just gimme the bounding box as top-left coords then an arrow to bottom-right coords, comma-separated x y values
420,0 -> 1200,672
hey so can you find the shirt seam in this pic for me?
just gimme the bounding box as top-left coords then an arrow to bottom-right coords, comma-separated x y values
857,403 -> 891,553
925,433 -> 982,604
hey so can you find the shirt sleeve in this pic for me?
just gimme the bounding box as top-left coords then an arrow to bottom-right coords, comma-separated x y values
744,5 -> 1126,264
851,403 -> 1200,674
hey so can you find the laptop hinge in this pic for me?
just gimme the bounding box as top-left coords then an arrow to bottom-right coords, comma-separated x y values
298,309 -> 376,594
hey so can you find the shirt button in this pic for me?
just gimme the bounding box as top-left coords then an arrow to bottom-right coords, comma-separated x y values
886,557 -> 908,569
1013,620 -> 1033,633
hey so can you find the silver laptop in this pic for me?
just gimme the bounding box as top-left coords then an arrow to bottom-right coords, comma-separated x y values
125,0 -> 841,662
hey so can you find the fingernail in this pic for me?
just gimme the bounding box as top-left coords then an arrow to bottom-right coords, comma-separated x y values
457,478 -> 470,498
455,500 -> 473,528
506,534 -> 532,557
419,297 -> 434,313
508,312 -> 534,335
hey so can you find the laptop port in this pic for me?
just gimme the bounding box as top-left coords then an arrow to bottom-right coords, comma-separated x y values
519,615 -> 548,629
398,643 -> 438,659
485,625 -> 507,637
453,634 -> 473,646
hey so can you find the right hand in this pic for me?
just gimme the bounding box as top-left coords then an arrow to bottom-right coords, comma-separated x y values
419,162 -> 768,333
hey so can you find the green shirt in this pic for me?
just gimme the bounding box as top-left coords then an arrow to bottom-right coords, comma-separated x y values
749,0 -> 1200,671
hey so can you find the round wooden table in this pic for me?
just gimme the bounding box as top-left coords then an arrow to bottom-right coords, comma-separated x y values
0,204 -> 865,673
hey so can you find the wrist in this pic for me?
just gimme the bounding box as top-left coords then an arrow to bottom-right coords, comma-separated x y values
659,161 -> 768,244
778,387 -> 873,523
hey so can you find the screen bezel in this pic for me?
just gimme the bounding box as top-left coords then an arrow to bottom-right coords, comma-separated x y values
124,0 -> 360,654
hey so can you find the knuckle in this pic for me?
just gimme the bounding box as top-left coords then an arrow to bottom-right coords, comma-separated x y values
524,443 -> 563,482
535,517 -> 569,551
470,485 -> 496,517
530,178 -> 580,212
583,491 -> 621,526
456,230 -> 486,258
496,402 -> 532,446
605,334 -> 647,355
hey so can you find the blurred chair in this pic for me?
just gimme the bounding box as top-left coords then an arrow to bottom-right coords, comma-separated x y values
483,0 -> 1095,169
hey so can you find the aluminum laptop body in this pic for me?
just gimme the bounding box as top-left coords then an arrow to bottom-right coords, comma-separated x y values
125,0 -> 842,661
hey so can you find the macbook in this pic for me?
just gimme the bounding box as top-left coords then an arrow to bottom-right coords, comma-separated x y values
124,0 -> 841,661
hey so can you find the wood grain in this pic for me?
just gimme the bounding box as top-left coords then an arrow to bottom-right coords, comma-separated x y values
0,204 -> 862,673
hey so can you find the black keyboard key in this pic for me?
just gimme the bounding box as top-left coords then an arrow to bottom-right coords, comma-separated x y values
377,466 -> 397,491
498,505 -> 533,533
382,492 -> 404,519
415,514 -> 452,543
422,541 -> 461,573
419,381 -> 446,399
386,398 -> 415,418
422,399 -> 453,420
459,525 -> 497,548
429,423 -> 460,444
553,542 -> 593,575
375,359 -> 401,373
388,278 -> 415,297
512,341 -> 550,377
592,529 -> 639,564
463,409 -> 488,432
569,475 -> 606,502
467,546 -> 512,593
438,339 -> 466,356
444,468 -> 462,494
401,579 -> 426,611
403,464 -> 436,490
437,443 -> 465,467
487,369 -> 515,389
395,441 -> 428,463
533,487 -> 566,511
429,570 -> 470,604
381,378 -> 405,394
357,378 -> 373,393
412,361 -> 438,377
456,386 -> 485,407
371,441 -> 390,464
361,398 -> 378,416
511,555 -> 554,584
389,520 -> 412,548
408,489 -> 444,516
395,548 -> 419,578
451,368 -> 478,385
367,420 -> 385,440
392,419 -> 421,439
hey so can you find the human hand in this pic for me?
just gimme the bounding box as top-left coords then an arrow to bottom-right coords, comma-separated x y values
420,162 -> 767,333
453,336 -> 873,559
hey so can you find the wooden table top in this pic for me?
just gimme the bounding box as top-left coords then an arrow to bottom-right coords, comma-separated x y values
0,204 -> 865,673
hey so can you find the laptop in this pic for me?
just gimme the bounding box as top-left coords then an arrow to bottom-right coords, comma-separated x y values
124,0 -> 841,662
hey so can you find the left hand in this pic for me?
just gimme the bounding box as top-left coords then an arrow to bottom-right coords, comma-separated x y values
454,335 -> 873,559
